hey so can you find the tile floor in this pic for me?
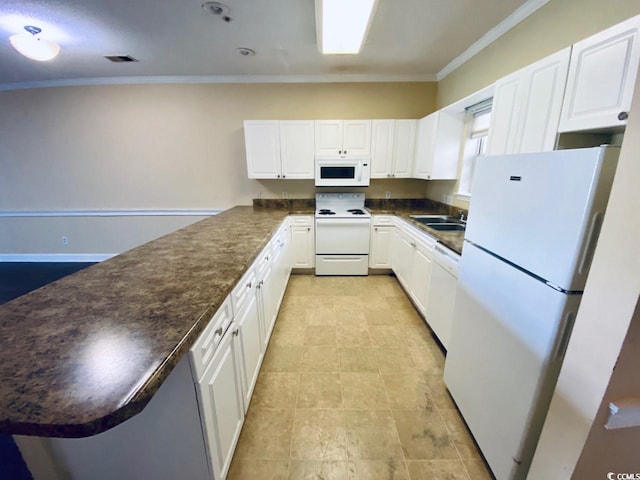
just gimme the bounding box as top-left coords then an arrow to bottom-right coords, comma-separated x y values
228,274 -> 493,480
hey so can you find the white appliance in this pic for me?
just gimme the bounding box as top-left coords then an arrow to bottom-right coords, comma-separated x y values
425,243 -> 460,349
443,146 -> 620,480
315,155 -> 370,187
315,193 -> 371,275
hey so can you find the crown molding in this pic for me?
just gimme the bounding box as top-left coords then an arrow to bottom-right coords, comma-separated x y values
0,73 -> 437,91
437,0 -> 550,81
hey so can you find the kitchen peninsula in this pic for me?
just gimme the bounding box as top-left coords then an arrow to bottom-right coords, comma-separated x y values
1,200 -> 464,479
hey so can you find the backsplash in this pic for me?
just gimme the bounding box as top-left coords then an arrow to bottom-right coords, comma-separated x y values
253,197 -> 468,218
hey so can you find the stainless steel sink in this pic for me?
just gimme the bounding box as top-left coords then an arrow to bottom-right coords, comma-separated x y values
427,223 -> 466,232
409,215 -> 458,224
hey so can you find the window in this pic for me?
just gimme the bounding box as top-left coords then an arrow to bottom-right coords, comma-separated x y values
457,99 -> 492,199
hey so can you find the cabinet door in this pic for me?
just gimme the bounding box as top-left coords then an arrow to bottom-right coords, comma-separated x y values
430,113 -> 463,180
370,120 -> 395,178
196,329 -> 244,480
392,120 -> 416,178
258,265 -> 277,347
390,228 -> 413,289
235,295 -> 263,413
408,244 -> 432,316
342,120 -> 372,155
559,16 -> 640,132
487,72 -> 524,155
413,113 -> 437,179
369,226 -> 393,268
244,121 -> 281,178
280,121 -> 315,179
315,120 -> 343,155
291,225 -> 314,268
515,48 -> 570,153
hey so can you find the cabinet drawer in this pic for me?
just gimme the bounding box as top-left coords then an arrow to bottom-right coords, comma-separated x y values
372,215 -> 395,226
189,296 -> 233,382
289,215 -> 313,227
231,266 -> 257,316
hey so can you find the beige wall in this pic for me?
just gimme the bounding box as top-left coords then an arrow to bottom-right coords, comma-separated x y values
0,82 -> 436,254
437,0 -> 640,108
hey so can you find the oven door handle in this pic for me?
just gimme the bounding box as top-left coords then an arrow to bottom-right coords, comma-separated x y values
316,219 -> 370,226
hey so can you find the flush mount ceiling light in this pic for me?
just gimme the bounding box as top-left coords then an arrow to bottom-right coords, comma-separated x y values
9,25 -> 60,61
315,0 -> 378,54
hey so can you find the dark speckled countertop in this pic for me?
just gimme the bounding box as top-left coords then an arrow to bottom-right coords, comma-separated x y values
367,207 -> 465,255
0,206 -> 294,438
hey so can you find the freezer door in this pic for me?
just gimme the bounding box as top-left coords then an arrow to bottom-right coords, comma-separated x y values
444,244 -> 581,480
465,146 -> 619,291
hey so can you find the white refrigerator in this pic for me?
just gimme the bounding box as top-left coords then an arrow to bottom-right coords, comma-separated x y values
443,146 -> 620,480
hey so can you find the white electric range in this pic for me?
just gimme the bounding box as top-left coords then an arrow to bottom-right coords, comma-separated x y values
315,193 -> 371,276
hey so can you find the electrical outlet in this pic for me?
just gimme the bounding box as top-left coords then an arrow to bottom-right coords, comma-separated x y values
61,236 -> 69,245
385,191 -> 391,199
282,192 -> 288,199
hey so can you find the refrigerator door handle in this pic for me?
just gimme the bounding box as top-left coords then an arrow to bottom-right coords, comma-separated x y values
578,212 -> 603,275
553,312 -> 576,361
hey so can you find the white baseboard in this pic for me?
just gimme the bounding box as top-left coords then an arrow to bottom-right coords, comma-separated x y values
0,254 -> 116,263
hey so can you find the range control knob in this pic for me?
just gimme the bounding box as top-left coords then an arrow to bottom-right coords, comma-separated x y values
618,111 -> 629,121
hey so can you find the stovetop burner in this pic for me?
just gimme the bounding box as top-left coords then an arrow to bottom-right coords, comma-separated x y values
347,209 -> 366,215
318,209 -> 336,215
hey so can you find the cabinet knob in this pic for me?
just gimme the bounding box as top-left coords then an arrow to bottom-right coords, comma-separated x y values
307,227 -> 311,231
282,175 -> 286,178
387,174 -> 391,177
375,227 -> 378,231
277,174 -> 281,178
392,174 -> 395,177
246,281 -> 252,289
233,328 -> 239,336
344,150 -> 347,154
215,327 -> 223,336
339,150 -> 342,154
618,111 -> 629,121
411,242 -> 416,248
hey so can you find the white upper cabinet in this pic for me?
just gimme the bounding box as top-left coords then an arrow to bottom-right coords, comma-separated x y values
487,47 -> 571,155
370,119 -> 417,178
279,121 -> 315,178
414,111 -> 464,180
370,120 -> 395,177
392,120 -> 417,177
244,120 -> 281,179
315,120 -> 372,156
244,120 -> 314,179
559,15 -> 640,132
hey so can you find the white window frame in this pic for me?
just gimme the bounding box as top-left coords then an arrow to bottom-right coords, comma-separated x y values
456,99 -> 492,200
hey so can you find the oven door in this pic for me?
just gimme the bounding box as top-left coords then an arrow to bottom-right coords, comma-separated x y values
315,218 -> 370,254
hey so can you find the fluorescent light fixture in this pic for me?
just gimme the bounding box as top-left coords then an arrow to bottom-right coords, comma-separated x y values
316,0 -> 378,54
9,25 -> 60,61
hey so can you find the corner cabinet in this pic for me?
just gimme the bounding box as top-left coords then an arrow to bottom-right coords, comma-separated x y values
390,219 -> 435,316
244,120 -> 314,179
314,120 -> 372,156
487,47 -> 571,155
413,111 -> 464,180
559,15 -> 640,132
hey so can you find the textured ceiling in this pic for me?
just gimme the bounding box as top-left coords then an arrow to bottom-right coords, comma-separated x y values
0,0 -> 530,87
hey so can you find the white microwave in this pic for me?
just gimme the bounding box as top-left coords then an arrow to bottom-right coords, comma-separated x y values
315,155 -> 370,187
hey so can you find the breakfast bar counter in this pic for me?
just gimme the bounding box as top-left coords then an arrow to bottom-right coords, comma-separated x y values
0,206 -> 293,438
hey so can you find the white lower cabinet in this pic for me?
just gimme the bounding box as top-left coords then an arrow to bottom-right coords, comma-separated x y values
290,215 -> 314,268
190,217 -> 293,479
196,323 -> 245,480
235,294 -> 263,413
370,225 -> 394,268
391,220 -> 435,316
